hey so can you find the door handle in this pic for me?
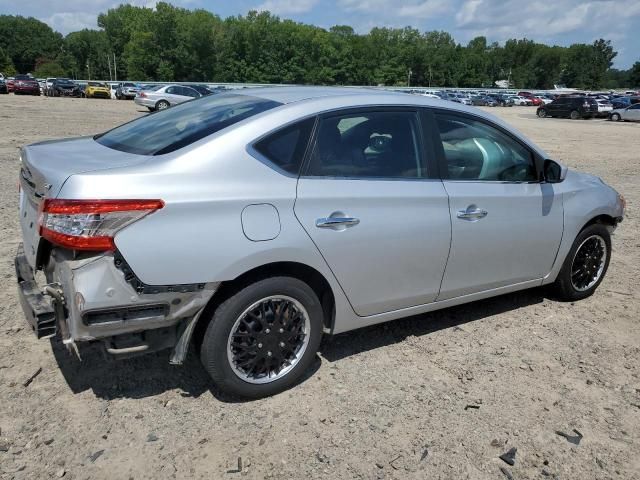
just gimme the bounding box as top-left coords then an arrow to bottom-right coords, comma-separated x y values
316,217 -> 360,229
457,207 -> 488,221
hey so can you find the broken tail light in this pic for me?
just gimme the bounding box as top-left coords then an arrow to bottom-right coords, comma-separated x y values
39,199 -> 164,251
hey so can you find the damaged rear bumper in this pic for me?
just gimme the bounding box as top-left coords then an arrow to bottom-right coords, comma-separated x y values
15,243 -> 218,363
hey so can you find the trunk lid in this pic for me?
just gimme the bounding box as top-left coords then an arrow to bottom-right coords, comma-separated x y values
19,136 -> 151,269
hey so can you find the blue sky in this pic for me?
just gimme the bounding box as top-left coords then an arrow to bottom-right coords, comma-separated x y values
1,0 -> 637,68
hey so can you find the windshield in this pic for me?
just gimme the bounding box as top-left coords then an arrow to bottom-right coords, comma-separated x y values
95,93 -> 282,155
57,79 -> 74,85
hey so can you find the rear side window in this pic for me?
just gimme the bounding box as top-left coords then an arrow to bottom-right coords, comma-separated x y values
306,110 -> 425,179
96,94 -> 282,155
253,118 -> 315,175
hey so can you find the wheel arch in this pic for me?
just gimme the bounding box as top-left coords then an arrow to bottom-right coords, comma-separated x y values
191,261 -> 336,353
580,214 -> 617,232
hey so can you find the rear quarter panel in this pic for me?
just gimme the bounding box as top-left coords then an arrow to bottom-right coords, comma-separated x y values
56,123 -> 355,325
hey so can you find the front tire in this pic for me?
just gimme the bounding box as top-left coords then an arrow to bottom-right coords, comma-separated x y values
570,110 -> 580,120
537,109 -> 547,118
200,277 -> 323,399
550,223 -> 611,301
610,113 -> 621,121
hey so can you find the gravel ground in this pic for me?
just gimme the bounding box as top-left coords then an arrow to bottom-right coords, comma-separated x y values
0,95 -> 638,480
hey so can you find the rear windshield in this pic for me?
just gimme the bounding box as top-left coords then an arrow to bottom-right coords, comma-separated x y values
95,93 -> 282,155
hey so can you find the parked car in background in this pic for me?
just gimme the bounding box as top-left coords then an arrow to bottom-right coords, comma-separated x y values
6,78 -> 14,92
134,84 -> 201,111
0,78 -> 8,94
537,96 -> 599,119
487,94 -> 514,106
469,95 -> 487,106
13,74 -> 40,95
86,81 -> 111,99
189,84 -> 215,96
116,82 -> 139,99
15,87 -> 625,398
47,78 -> 81,97
45,78 -> 55,93
596,99 -> 613,117
109,83 -> 118,99
609,103 -> 640,122
509,95 -> 531,106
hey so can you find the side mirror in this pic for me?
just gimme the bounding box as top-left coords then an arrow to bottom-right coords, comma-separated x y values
543,159 -> 567,183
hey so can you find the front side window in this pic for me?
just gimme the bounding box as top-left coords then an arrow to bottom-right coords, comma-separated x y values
253,118 -> 315,175
306,111 -> 425,179
435,113 -> 537,182
96,93 -> 282,155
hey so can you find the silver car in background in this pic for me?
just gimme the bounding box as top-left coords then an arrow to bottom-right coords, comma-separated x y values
16,88 -> 625,398
134,84 -> 201,111
609,103 -> 640,122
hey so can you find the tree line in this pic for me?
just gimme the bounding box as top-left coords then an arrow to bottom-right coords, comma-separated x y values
1,3 -> 639,89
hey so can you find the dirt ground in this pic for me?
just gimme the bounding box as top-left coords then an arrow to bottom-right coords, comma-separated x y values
0,94 -> 638,480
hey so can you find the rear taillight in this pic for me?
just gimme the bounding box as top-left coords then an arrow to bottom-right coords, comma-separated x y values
139,91 -> 146,98
39,199 -> 164,251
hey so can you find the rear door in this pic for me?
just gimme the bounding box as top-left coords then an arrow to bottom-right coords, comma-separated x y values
294,108 -> 451,316
431,110 -> 563,300
164,86 -> 184,105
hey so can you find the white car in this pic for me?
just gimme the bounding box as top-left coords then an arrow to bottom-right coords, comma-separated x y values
507,95 -> 529,106
44,78 -> 55,96
596,100 -> 613,117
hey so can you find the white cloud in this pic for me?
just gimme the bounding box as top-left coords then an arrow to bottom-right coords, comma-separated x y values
340,0 -> 452,18
254,0 -> 319,14
42,12 -> 98,33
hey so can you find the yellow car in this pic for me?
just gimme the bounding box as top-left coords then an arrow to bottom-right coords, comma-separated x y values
85,82 -> 111,99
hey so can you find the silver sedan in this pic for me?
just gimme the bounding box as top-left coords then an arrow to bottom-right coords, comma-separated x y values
609,103 -> 640,122
16,87 -> 625,398
134,84 -> 201,111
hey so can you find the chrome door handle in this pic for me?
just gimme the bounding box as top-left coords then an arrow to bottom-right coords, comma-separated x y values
457,207 -> 488,220
316,217 -> 360,228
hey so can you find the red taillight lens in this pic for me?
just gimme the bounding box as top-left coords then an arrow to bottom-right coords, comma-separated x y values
39,199 -> 164,251
139,91 -> 146,98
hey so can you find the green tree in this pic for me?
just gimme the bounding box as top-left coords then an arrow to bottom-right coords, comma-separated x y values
0,46 -> 16,75
33,58 -> 65,77
627,61 -> 640,88
0,15 -> 62,73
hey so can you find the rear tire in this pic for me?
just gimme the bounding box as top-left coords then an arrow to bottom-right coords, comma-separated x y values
200,277 -> 323,399
156,100 -> 170,111
550,223 -> 611,301
610,113 -> 621,121
570,110 -> 580,120
537,109 -> 547,118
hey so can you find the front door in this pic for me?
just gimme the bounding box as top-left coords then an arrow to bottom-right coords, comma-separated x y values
431,111 -> 564,300
294,109 -> 451,316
